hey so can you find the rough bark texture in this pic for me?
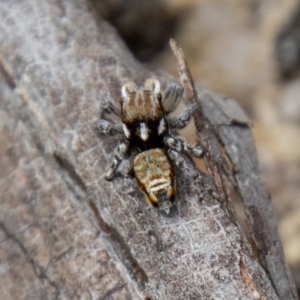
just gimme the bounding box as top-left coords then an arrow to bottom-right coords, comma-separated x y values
0,1 -> 297,300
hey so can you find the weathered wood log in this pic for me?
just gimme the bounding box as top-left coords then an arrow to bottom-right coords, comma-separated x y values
0,0 -> 297,299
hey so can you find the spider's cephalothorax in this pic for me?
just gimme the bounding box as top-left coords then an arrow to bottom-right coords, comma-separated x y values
98,79 -> 204,212
121,80 -> 166,150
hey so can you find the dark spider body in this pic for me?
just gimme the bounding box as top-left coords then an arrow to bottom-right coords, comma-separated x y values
120,80 -> 166,151
98,79 -> 204,212
125,119 -> 164,150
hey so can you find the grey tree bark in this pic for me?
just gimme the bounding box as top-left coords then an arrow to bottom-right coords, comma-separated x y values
0,1 -> 297,299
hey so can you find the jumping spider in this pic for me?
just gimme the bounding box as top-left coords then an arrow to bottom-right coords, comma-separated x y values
98,79 -> 204,212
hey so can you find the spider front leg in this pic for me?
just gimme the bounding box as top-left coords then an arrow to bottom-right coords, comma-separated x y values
162,83 -> 183,113
164,134 -> 205,158
105,140 -> 130,180
168,104 -> 196,129
101,96 -> 121,117
97,119 -> 123,136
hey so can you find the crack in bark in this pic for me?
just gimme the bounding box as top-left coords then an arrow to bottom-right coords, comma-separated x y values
98,283 -> 127,300
52,151 -> 149,291
53,151 -> 87,192
0,222 -> 60,299
0,53 -> 16,89
239,239 -> 265,300
87,199 -> 149,288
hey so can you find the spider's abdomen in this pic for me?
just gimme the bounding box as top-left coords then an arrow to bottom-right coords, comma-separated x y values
133,148 -> 175,208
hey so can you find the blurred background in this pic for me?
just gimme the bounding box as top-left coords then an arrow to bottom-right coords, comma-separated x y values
93,0 -> 300,294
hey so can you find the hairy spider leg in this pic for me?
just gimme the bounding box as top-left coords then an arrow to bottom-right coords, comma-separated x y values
101,96 -> 121,117
168,104 -> 197,129
164,135 -> 205,158
105,140 -> 130,180
162,83 -> 183,113
97,119 -> 123,136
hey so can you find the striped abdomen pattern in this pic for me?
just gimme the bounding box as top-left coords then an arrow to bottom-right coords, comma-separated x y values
133,148 -> 175,205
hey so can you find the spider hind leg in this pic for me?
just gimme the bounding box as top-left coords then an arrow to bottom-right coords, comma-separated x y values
105,140 -> 130,180
164,134 -> 205,158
